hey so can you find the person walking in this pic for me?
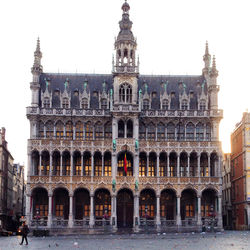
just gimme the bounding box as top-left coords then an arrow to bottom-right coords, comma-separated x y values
20,222 -> 29,245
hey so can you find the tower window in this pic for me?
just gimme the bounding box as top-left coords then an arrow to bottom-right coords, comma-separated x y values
62,98 -> 69,109
119,83 -> 132,103
200,100 -> 206,110
143,99 -> 149,110
82,98 -> 88,109
162,99 -> 169,110
181,100 -> 188,110
101,99 -> 107,109
43,98 -> 50,108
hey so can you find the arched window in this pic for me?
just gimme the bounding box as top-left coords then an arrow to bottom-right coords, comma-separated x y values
162,99 -> 169,110
38,121 -> 44,138
143,99 -> 150,110
65,121 -> 73,139
82,98 -> 88,109
181,100 -> 188,110
75,121 -> 83,140
43,97 -> 50,108
177,122 -> 184,141
169,152 -> 177,177
148,123 -> 155,141
180,152 -> 188,177
85,122 -> 93,140
159,153 -> 167,176
101,99 -> 107,109
167,122 -> 175,140
62,98 -> 69,109
119,83 -> 132,103
118,120 -> 125,138
117,152 -> 133,176
56,121 -> 64,139
148,153 -> 156,177
95,122 -> 103,139
104,122 -> 112,138
73,151 -> 81,176
127,120 -> 133,138
94,152 -> 102,176
45,121 -> 54,139
206,123 -> 211,141
139,122 -> 146,139
139,152 -> 147,177
186,122 -> 195,141
200,100 -> 206,110
104,152 -> 111,176
83,152 -> 91,176
196,123 -> 204,141
157,123 -> 165,141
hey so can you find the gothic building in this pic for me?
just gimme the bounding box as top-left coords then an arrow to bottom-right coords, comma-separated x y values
26,1 -> 223,232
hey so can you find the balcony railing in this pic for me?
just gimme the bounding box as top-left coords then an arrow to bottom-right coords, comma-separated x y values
160,219 -> 177,227
52,219 -> 68,228
73,218 -> 90,227
139,218 -> 156,228
181,219 -> 197,227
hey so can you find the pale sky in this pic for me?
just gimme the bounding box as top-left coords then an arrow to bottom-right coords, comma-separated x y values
1,0 -> 250,169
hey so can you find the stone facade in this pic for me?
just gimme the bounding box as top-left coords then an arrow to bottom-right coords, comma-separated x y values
26,1 -> 223,232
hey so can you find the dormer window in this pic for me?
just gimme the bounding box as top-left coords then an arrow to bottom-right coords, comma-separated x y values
143,99 -> 149,110
101,99 -> 107,109
162,99 -> 169,110
44,97 -> 50,108
119,83 -> 132,103
82,98 -> 88,109
62,98 -> 69,109
181,100 -> 188,110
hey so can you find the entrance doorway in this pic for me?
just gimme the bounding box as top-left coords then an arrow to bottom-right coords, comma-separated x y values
117,189 -> 134,228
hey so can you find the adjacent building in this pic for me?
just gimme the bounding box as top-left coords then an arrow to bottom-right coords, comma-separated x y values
26,1 -> 223,232
222,153 -> 232,229
231,112 -> 250,230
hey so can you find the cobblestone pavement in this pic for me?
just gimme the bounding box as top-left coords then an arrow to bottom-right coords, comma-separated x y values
0,231 -> 249,250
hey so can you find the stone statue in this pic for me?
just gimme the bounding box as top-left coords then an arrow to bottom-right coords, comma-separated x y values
135,180 -> 139,192
112,139 -> 116,151
135,139 -> 139,150
112,179 -> 116,192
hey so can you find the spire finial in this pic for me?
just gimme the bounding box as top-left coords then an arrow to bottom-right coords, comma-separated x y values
205,40 -> 209,55
203,40 -> 211,70
211,55 -> 218,77
31,37 -> 43,75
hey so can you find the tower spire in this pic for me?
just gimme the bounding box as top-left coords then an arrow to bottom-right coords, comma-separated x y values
203,41 -> 211,69
31,37 -> 43,75
211,55 -> 218,77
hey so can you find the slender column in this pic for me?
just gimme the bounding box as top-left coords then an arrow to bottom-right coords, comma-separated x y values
89,194 -> 94,228
71,152 -> 73,176
44,126 -> 46,139
53,124 -> 56,138
73,124 -> 76,140
198,154 -> 201,177
146,153 -> 149,176
63,124 -> 66,139
177,154 -> 180,177
26,195 -> 31,226
176,195 -> 181,226
102,154 -> 104,176
134,118 -> 139,140
47,195 -> 52,228
156,195 -> 161,227
208,154 -> 210,177
156,154 -> 159,177
134,195 -> 140,229
167,154 -> 170,177
81,153 -> 84,176
27,153 -> 31,180
217,195 -> 223,228
112,153 -> 117,178
68,195 -> 73,228
197,195 -> 202,226
49,152 -> 52,176
124,122 -> 127,138
39,153 -> 42,176
187,155 -> 190,177
111,195 -> 117,229
83,123 -> 85,140
155,126 -> 158,141
134,154 -> 139,178
91,153 -> 94,177
60,153 -> 63,176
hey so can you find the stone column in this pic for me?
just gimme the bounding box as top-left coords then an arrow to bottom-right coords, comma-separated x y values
187,154 -> 190,177
26,194 -> 31,226
198,154 -> 201,177
156,154 -> 159,177
68,194 -> 73,228
111,195 -> 117,230
73,124 -> 76,140
102,154 -> 104,177
112,153 -> 117,178
217,195 -> 223,228
47,194 -> 52,228
167,154 -> 170,177
39,152 -> 42,176
27,152 -> 31,181
81,153 -> 84,176
71,152 -> 74,176
208,154 -> 210,177
49,152 -> 52,177
134,194 -> 139,230
53,124 -> 56,138
156,195 -> 161,229
91,153 -> 94,177
146,153 -> 149,176
134,153 -> 139,178
197,195 -> 202,226
89,194 -> 94,228
176,195 -> 181,226
177,154 -> 180,177
60,153 -> 63,176
44,126 -> 46,139
124,121 -> 127,138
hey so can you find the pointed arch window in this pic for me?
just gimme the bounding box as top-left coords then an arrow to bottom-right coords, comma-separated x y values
143,99 -> 150,110
65,121 -> 73,139
85,122 -> 93,140
118,120 -> 125,138
127,120 -> 133,138
82,98 -> 88,109
196,123 -> 204,141
45,121 -> 54,139
38,121 -> 44,138
75,121 -> 83,140
167,122 -> 175,140
119,83 -> 132,103
157,123 -> 165,141
200,100 -> 206,110
162,99 -> 169,110
95,122 -> 103,139
206,123 -> 211,141
104,122 -> 112,138
181,100 -> 188,110
43,97 -> 50,108
186,122 -> 195,141
56,121 -> 64,139
148,123 -> 155,141
101,99 -> 108,109
139,122 -> 146,139
62,98 -> 69,109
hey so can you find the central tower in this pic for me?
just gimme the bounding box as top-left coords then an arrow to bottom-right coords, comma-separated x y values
113,0 -> 139,105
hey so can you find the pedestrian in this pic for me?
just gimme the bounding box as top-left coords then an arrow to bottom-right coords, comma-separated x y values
20,221 -> 29,245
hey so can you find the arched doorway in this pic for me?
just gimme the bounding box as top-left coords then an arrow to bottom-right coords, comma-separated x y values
117,189 -> 134,228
